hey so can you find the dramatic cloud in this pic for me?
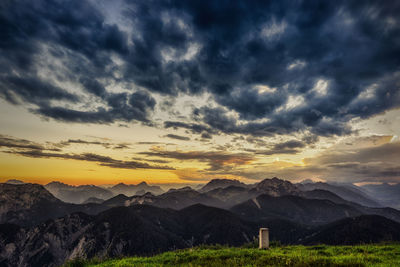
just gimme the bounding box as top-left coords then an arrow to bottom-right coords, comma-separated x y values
301,140 -> 400,182
139,148 -> 254,171
35,90 -> 156,124
0,0 -> 398,138
0,0 -> 154,125
0,135 -> 60,151
10,150 -> 173,170
0,135 -> 172,170
222,136 -> 400,183
57,139 -> 131,150
164,121 -> 215,136
245,139 -> 307,155
1,0 -> 399,184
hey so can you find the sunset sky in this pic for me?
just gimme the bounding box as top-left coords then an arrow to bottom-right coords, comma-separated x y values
0,0 -> 399,185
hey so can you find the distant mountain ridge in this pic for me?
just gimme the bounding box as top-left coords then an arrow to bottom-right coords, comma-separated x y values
199,179 -> 248,192
301,189 -> 350,205
45,181 -> 114,204
0,183 -> 107,226
109,182 -> 164,197
4,179 -> 24,185
200,177 -> 303,208
362,183 -> 400,209
102,178 -> 307,210
231,194 -> 363,225
205,186 -> 253,207
103,188 -> 224,210
82,197 -> 104,204
4,178 -> 383,208
1,178 -> 395,227
297,182 -> 381,207
44,181 -> 164,204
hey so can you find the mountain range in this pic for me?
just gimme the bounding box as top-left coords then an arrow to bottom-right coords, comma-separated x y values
108,182 -> 164,197
361,183 -> 400,209
0,183 -> 107,227
43,181 -> 164,204
44,182 -> 114,204
297,181 -> 381,207
1,177 -> 400,266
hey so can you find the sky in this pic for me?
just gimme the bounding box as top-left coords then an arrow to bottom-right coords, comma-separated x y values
0,0 -> 399,186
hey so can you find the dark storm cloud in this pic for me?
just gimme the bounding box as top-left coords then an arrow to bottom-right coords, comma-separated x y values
194,106 -> 354,137
274,140 -> 306,150
35,90 -> 156,123
214,86 -> 288,121
79,77 -> 107,98
1,0 -> 399,136
0,0 -> 153,124
200,132 -> 212,139
125,0 -> 400,137
302,135 -> 319,145
0,76 -> 78,105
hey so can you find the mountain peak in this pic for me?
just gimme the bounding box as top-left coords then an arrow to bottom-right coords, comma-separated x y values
298,182 -> 381,207
200,179 -> 247,192
209,178 -> 241,184
5,179 -> 24,184
253,177 -> 299,196
109,181 -> 163,197
298,179 -> 315,184
257,177 -> 292,186
0,183 -> 60,208
167,186 -> 193,193
47,181 -> 68,186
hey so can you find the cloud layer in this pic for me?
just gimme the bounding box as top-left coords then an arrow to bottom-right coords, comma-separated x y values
1,1 -> 399,184
0,135 -> 173,170
1,0 -> 399,139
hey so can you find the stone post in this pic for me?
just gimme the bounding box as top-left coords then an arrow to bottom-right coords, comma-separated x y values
259,228 -> 269,249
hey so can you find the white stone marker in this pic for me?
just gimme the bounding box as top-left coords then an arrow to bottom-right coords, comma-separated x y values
259,228 -> 269,249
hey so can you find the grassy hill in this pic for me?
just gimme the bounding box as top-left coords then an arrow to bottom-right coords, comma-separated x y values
66,244 -> 400,267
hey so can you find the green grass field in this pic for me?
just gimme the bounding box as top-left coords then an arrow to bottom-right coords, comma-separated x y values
65,244 -> 400,267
